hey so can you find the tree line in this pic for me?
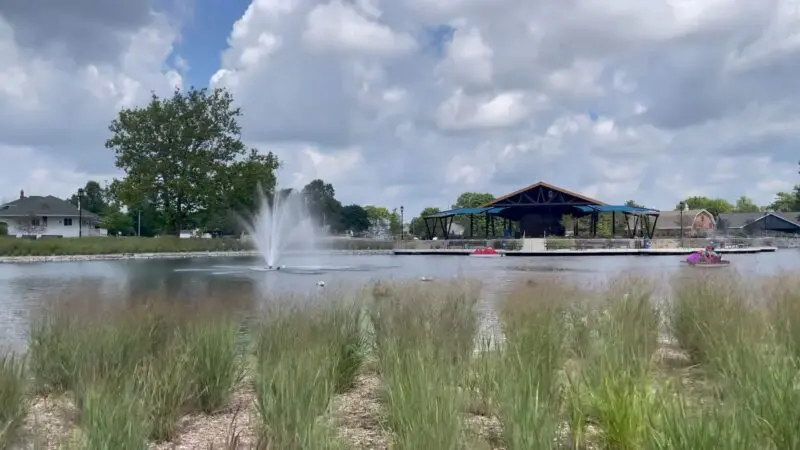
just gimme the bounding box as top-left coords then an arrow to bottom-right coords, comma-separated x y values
64,85 -> 800,238
65,87 -> 405,237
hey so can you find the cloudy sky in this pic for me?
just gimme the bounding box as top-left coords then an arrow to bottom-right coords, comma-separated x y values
1,0 -> 799,216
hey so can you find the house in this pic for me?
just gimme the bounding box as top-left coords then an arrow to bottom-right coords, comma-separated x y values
717,211 -> 800,235
647,209 -> 716,237
0,191 -> 105,238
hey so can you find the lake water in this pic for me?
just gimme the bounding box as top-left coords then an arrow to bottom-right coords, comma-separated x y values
1,250 -> 798,351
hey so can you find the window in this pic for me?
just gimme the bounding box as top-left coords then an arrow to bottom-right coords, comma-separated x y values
64,218 -> 73,226
31,218 -> 40,227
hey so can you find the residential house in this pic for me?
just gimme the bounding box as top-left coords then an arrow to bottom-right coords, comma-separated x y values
0,191 -> 105,238
648,209 -> 716,237
717,211 -> 800,235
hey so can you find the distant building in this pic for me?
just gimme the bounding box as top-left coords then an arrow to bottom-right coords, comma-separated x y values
0,191 -> 105,238
718,211 -> 800,235
648,209 -> 716,237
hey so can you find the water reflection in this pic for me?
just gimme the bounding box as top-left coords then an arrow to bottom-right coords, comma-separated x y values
0,250 -> 797,352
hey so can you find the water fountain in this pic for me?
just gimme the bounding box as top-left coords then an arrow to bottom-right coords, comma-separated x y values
242,187 -> 323,270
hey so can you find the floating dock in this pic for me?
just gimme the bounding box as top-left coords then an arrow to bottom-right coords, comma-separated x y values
393,247 -> 778,257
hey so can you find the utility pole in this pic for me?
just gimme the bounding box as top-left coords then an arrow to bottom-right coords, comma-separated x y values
138,209 -> 141,237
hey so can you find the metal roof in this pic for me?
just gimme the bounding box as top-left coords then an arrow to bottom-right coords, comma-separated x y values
573,205 -> 659,214
424,207 -> 507,219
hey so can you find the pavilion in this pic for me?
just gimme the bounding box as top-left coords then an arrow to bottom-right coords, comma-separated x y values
422,181 -> 660,239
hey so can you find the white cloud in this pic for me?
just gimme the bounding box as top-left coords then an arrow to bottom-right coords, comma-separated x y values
0,3 -> 181,199
3,0 -> 800,220
303,1 -> 416,56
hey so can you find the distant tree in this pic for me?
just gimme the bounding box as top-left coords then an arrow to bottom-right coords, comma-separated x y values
768,189 -> 800,212
451,192 -> 496,237
675,196 -> 733,217
409,207 -> 442,238
100,209 -> 134,236
363,206 -> 392,224
340,204 -> 370,234
0,222 -> 6,236
68,181 -> 107,215
734,196 -> 760,213
302,179 -> 343,231
105,86 -> 279,235
389,208 -> 402,238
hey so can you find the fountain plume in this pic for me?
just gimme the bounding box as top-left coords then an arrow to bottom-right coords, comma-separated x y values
241,186 -> 323,268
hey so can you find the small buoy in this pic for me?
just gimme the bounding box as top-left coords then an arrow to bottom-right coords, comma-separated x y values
316,281 -> 325,287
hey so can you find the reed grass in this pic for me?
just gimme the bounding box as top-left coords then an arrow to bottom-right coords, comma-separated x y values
0,353 -> 27,449
251,300 -> 360,449
371,281 -> 478,450
495,278 -> 574,450
6,274 -> 800,449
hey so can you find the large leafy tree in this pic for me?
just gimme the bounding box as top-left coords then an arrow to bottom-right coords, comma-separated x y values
105,86 -> 279,235
302,179 -> 343,231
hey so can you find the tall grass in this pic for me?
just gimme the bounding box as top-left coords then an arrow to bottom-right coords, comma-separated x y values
371,281 -> 478,450
251,299 -> 362,449
27,293 -> 245,446
0,353 -> 27,449
183,317 -> 243,413
561,277 -> 660,450
495,278 -> 574,450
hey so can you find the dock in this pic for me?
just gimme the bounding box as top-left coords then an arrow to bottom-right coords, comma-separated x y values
392,247 -> 778,257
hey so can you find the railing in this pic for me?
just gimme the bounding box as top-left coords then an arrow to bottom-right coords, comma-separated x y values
544,236 -> 800,251
393,238 -> 524,251
393,236 -> 800,252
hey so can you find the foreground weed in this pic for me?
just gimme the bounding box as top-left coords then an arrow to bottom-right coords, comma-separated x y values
184,318 -> 242,413
0,353 -> 27,449
497,279 -> 573,450
252,307 -> 344,449
80,382 -> 148,450
28,313 -> 82,393
669,274 -> 753,367
372,281 -> 478,450
647,392 -> 761,450
137,350 -> 193,441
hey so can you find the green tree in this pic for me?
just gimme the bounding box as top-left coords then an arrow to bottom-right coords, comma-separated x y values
451,192 -> 495,237
734,196 -> 760,213
105,86 -> 278,235
302,179 -> 343,231
68,181 -> 107,215
340,204 -> 370,234
363,206 -> 392,224
389,208 -> 402,238
768,188 -> 800,212
100,209 -> 135,236
409,207 -> 442,238
675,196 -> 733,217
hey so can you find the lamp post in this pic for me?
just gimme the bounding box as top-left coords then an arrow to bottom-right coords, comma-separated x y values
77,188 -> 84,238
400,206 -> 404,241
679,201 -> 685,248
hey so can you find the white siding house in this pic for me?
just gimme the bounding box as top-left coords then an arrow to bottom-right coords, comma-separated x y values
0,192 -> 105,238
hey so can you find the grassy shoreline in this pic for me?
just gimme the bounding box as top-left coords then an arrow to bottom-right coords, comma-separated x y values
0,237 -> 396,257
1,273 -> 798,449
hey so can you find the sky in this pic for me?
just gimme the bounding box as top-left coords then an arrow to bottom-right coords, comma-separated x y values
1,0 -> 799,217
